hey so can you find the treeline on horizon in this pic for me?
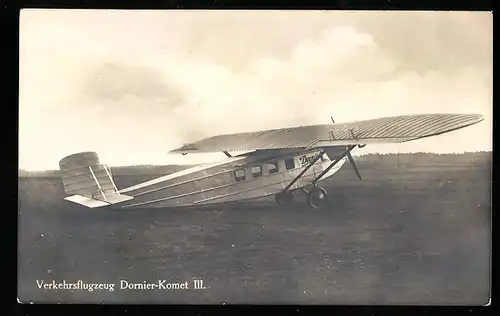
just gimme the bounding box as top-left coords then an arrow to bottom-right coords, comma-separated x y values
18,151 -> 492,178
356,151 -> 491,168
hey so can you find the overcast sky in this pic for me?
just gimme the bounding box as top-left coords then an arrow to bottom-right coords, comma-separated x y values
19,10 -> 492,170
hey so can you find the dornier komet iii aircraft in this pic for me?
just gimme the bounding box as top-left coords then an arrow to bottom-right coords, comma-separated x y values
58,113 -> 484,210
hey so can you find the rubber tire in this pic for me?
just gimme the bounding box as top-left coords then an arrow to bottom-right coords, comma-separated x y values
275,191 -> 294,205
307,187 -> 328,209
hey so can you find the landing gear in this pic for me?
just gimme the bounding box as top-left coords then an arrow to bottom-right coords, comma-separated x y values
307,186 -> 328,209
275,190 -> 294,205
276,186 -> 327,208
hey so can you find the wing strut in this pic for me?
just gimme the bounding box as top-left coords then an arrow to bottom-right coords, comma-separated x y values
312,145 -> 358,185
283,151 -> 326,192
88,165 -> 107,201
102,164 -> 120,194
346,150 -> 362,180
223,151 -> 232,158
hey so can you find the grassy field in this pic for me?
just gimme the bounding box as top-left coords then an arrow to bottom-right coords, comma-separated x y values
17,153 -> 491,305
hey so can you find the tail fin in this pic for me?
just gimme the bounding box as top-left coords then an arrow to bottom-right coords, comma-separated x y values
59,152 -> 133,208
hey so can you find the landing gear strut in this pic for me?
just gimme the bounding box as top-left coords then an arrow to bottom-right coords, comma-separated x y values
275,190 -> 294,205
307,186 -> 328,209
277,144 -> 361,209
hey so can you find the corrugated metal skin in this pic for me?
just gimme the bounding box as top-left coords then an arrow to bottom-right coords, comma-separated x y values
61,164 -> 116,198
170,114 -> 483,153
118,149 -> 345,208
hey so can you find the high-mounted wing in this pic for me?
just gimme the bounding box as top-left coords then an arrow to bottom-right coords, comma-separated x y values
170,113 -> 483,154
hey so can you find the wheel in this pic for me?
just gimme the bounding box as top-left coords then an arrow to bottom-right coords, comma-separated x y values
275,191 -> 294,205
307,186 -> 328,209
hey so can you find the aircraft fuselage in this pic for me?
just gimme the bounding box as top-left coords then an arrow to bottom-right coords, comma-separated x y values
115,147 -> 349,209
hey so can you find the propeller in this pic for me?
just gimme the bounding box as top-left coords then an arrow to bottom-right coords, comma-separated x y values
346,150 -> 362,180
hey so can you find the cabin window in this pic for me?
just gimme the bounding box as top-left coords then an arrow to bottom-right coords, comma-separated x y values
234,169 -> 246,182
268,162 -> 279,174
252,165 -> 262,177
285,158 -> 295,170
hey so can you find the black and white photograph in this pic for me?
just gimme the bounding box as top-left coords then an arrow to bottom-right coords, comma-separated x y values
18,9 -> 492,305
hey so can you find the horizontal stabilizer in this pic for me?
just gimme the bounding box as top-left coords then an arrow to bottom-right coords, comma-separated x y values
103,193 -> 134,204
64,195 -> 110,208
64,193 -> 133,209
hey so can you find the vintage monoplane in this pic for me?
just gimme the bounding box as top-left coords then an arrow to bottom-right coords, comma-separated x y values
59,113 -> 483,209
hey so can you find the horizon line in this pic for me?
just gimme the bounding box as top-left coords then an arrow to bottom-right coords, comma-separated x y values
18,150 -> 492,172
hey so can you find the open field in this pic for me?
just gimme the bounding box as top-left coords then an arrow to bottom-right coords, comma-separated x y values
18,153 -> 491,304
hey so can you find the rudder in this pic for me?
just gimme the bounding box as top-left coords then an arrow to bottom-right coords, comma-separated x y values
59,152 -> 133,208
